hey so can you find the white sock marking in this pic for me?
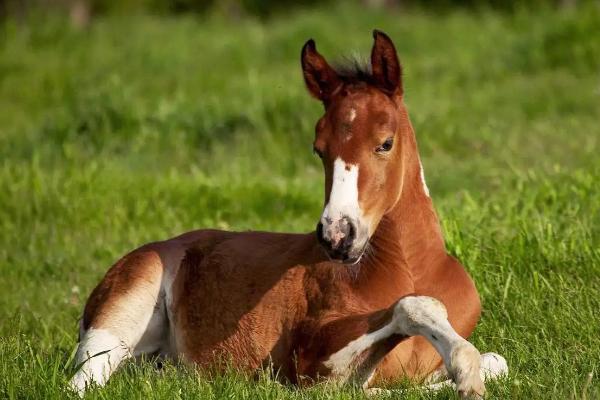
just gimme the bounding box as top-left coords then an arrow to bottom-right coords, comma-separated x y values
69,328 -> 130,394
324,324 -> 396,379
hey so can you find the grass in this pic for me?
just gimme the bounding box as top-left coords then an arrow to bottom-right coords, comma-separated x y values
1,3 -> 599,399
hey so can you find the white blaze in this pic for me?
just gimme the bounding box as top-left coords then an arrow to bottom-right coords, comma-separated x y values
321,158 -> 361,224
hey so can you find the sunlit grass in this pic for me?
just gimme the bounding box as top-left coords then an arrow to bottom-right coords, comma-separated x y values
0,3 -> 599,399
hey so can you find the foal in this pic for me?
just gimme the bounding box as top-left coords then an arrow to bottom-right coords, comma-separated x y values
70,31 -> 507,398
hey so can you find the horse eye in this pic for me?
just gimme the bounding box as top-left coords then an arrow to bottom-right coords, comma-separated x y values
376,137 -> 394,153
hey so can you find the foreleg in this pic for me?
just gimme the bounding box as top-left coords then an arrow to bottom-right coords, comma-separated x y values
321,295 -> 487,398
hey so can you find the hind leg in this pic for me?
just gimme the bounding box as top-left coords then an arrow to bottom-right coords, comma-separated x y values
69,250 -> 169,394
69,327 -> 131,393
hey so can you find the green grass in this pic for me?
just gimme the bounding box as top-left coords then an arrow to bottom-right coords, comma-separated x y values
1,3 -> 600,399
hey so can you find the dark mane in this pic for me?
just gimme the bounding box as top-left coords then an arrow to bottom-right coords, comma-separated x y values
332,57 -> 376,85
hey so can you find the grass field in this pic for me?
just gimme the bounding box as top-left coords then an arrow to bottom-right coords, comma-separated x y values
1,3 -> 600,399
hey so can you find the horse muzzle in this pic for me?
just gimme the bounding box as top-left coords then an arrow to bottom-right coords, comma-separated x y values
316,216 -> 367,264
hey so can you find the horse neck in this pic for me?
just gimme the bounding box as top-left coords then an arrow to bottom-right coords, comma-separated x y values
356,107 -> 447,300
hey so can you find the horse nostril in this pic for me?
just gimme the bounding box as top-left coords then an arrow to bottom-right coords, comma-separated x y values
339,217 -> 357,250
346,220 -> 356,243
316,222 -> 329,247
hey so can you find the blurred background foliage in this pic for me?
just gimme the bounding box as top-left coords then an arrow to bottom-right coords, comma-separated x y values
0,0 -> 596,23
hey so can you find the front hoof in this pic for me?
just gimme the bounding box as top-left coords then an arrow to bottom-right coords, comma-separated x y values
480,352 -> 508,380
449,343 -> 486,399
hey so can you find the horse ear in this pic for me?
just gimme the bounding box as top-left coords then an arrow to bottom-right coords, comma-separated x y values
371,30 -> 402,96
301,39 -> 342,102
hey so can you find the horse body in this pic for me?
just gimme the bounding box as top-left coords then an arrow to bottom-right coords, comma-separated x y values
70,31 -> 507,398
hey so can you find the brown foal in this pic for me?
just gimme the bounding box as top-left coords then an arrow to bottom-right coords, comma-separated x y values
69,30 -> 507,398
